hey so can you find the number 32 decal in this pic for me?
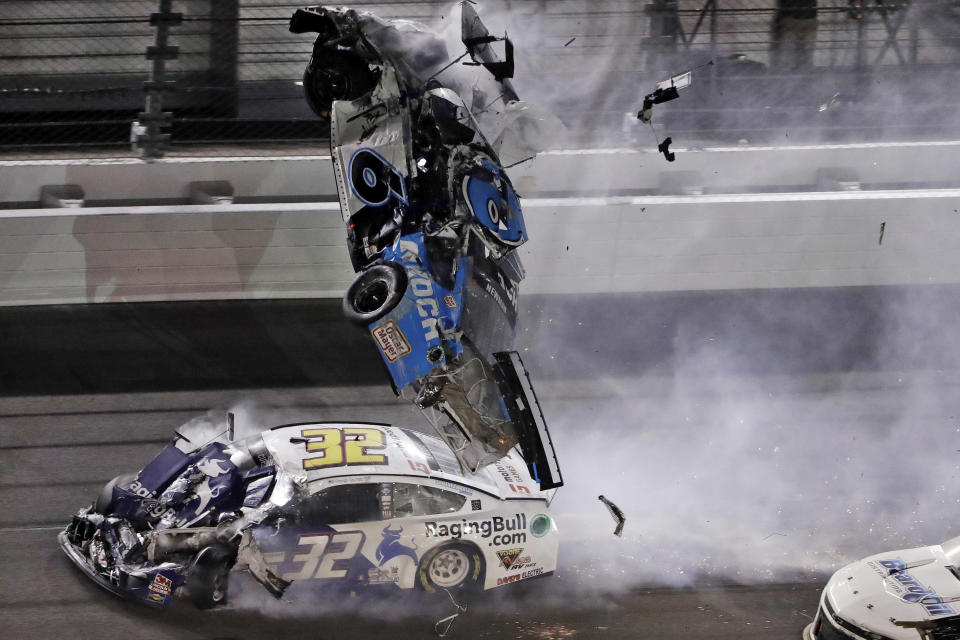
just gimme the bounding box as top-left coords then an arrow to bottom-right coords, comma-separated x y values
282,531 -> 365,581
300,426 -> 388,470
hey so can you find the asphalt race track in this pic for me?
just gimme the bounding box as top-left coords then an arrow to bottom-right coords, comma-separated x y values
5,288 -> 960,639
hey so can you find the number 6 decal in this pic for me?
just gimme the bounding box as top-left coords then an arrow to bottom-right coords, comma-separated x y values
348,148 -> 408,207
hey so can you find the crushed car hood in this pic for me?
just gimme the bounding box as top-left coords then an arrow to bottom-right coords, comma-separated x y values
826,545 -> 960,638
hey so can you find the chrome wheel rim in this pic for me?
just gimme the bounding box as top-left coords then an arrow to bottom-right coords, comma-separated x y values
428,548 -> 470,588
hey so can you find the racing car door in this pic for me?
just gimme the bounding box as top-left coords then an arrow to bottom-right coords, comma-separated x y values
250,480 -> 470,589
251,483 -> 382,585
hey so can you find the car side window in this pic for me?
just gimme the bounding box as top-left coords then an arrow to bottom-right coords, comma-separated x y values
298,483 -> 381,526
390,482 -> 467,518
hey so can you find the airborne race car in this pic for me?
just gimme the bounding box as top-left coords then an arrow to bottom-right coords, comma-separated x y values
289,4 -> 554,474
60,419 -> 559,609
806,537 -> 960,640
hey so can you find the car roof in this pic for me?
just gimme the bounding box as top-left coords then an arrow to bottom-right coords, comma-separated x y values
261,422 -> 494,492
260,422 -> 547,500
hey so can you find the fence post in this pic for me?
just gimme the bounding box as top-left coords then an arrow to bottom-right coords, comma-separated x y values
208,0 -> 240,118
137,0 -> 181,159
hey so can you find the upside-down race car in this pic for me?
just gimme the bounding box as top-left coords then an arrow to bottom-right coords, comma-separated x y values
60,418 -> 559,609
806,536 -> 960,640
288,5 -> 561,477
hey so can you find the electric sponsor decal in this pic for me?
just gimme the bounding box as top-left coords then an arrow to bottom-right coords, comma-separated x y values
425,514 -> 527,546
372,320 -> 411,362
497,567 -> 544,586
879,559 -> 955,616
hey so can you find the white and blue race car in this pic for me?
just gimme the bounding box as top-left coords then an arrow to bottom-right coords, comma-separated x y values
806,537 -> 960,640
289,5 -> 556,475
60,418 -> 559,609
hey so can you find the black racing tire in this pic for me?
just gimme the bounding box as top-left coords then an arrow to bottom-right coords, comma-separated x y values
184,547 -> 234,609
93,474 -> 136,515
416,543 -> 483,594
303,48 -> 379,135
342,261 -> 407,326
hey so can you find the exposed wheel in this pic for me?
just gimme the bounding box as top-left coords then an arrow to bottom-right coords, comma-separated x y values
417,544 -> 482,592
303,48 -> 378,135
184,547 -> 233,609
342,261 -> 407,325
93,474 -> 135,515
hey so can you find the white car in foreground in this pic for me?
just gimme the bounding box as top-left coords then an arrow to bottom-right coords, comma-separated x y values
805,536 -> 960,640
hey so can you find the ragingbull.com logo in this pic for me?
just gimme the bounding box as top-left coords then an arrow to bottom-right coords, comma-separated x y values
426,514 -> 527,546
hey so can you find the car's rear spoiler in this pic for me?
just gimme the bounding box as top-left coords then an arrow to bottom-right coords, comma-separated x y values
492,351 -> 563,490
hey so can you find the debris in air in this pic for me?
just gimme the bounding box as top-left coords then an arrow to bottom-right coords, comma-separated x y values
434,588 -> 468,637
879,221 -> 886,245
638,65 -> 708,162
564,37 -> 576,47
658,137 -> 675,162
598,495 -> 626,537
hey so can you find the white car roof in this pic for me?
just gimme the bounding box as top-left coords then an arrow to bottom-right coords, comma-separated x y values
261,422 -> 545,499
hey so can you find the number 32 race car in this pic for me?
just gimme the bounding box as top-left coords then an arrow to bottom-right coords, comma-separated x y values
59,418 -> 559,609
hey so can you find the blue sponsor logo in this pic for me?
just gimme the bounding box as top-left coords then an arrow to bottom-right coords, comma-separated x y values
375,526 -> 418,566
879,559 -> 955,616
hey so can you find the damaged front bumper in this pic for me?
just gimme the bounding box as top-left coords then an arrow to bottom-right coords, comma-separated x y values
60,513 -> 185,608
58,530 -> 183,608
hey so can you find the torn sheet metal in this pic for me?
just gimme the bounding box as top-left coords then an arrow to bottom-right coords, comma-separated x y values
598,495 -> 626,537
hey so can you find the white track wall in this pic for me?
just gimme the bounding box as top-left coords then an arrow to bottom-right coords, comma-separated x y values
3,144 -> 960,306
2,191 -> 960,306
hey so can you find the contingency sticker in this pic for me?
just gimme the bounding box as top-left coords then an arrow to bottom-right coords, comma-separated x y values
372,320 -> 412,362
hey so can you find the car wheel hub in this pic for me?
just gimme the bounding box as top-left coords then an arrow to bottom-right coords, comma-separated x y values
429,548 -> 469,588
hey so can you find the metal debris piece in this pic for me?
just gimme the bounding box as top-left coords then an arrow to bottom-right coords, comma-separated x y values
637,71 -> 691,124
658,137 -> 675,162
434,588 -> 468,637
879,221 -> 886,245
598,495 -> 625,537
563,37 -> 576,47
